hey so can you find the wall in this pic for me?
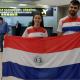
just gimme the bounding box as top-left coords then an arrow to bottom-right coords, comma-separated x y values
57,7 -> 64,28
63,7 -> 69,17
77,9 -> 80,17
12,16 -> 33,26
53,7 -> 57,33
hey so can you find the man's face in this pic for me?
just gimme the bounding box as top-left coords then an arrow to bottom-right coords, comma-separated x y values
69,3 -> 79,16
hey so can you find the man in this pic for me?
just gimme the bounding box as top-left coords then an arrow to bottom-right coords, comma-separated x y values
57,0 -> 80,36
0,17 -> 9,52
16,21 -> 21,36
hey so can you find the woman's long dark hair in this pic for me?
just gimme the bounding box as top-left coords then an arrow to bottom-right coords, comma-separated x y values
31,12 -> 44,28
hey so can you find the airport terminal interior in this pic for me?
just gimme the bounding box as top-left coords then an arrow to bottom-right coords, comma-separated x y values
0,0 -> 80,80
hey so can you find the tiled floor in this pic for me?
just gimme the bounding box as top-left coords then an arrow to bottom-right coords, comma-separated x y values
0,52 -> 23,80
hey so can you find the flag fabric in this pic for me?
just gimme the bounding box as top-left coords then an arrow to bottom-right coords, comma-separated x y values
2,33 -> 80,80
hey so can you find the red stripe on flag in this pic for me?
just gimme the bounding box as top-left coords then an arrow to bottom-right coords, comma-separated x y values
4,33 -> 80,53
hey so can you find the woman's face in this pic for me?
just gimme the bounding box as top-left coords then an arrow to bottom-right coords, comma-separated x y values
33,15 -> 42,25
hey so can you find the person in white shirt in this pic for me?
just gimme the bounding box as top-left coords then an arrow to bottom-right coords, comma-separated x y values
22,12 -> 48,37
57,0 -> 80,36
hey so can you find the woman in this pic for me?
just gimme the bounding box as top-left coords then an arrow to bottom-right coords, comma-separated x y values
22,12 -> 48,37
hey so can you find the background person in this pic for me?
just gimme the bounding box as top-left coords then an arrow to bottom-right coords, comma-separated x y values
0,17 -> 9,52
16,21 -> 21,36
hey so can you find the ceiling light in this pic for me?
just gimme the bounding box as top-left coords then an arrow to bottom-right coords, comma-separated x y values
18,4 -> 27,6
36,4 -> 50,7
9,7 -> 17,8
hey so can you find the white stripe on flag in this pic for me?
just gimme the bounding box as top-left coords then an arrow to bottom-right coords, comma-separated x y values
3,47 -> 80,68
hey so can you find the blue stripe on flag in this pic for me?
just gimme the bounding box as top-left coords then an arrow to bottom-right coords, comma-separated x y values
2,62 -> 80,79
62,26 -> 80,33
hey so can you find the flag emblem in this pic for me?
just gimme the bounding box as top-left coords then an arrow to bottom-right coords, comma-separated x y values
34,56 -> 43,66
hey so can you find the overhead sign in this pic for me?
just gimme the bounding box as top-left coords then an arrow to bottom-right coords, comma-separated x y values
0,8 -> 53,16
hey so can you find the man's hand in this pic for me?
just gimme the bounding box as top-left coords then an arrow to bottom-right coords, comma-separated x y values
57,32 -> 62,36
4,33 -> 8,39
